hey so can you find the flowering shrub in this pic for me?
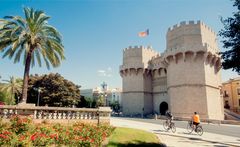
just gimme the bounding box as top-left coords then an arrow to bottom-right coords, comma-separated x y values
0,130 -> 13,146
0,115 -> 115,146
10,115 -> 33,134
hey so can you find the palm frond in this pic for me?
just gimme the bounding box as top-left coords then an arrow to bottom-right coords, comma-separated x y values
14,42 -> 25,63
1,7 -> 65,68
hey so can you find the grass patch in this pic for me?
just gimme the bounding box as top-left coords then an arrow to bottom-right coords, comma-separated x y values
107,127 -> 166,147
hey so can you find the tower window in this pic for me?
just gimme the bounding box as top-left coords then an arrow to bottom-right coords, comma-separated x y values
237,88 -> 240,95
224,100 -> 230,109
224,91 -> 229,97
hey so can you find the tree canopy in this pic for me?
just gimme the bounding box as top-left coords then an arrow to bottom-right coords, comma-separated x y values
27,73 -> 80,107
219,0 -> 240,74
0,7 -> 65,103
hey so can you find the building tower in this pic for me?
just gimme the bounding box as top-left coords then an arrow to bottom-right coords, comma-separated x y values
150,56 -> 168,115
120,46 -> 158,116
163,21 -> 223,119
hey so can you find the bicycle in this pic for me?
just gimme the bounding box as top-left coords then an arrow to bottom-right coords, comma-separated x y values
163,119 -> 176,133
187,120 -> 203,136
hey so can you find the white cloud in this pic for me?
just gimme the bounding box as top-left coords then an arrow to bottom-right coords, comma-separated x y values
97,68 -> 112,77
98,70 -> 106,73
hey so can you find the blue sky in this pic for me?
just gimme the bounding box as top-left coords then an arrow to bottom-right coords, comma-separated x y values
0,0 -> 239,89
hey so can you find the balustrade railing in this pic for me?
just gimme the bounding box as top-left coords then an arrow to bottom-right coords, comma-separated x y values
0,105 -> 111,124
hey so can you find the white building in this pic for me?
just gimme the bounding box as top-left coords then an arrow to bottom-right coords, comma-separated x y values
81,84 -> 122,106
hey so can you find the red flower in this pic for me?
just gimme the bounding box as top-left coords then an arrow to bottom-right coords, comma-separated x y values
31,133 -> 37,141
3,131 -> 11,135
0,134 -> 7,139
50,134 -> 58,140
40,133 -> 47,138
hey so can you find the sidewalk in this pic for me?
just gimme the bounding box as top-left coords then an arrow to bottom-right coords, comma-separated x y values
110,117 -> 240,147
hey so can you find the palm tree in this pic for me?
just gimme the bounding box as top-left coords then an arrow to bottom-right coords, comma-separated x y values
0,76 -> 22,104
0,7 -> 65,103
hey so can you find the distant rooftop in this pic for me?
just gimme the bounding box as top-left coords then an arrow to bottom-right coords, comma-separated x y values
222,77 -> 240,84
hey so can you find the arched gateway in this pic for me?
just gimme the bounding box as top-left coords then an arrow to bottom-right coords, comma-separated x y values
159,102 -> 168,115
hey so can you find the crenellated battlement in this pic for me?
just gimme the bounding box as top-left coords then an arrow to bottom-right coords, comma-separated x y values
167,20 -> 199,31
122,46 -> 159,68
166,20 -> 218,53
123,45 -> 157,54
167,20 -> 216,36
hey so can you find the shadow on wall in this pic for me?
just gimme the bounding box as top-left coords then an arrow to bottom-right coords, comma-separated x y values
107,141 -> 167,147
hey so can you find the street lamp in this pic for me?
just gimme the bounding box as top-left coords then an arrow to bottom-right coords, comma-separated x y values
34,87 -> 41,106
17,96 -> 20,104
101,82 -> 108,106
105,93 -> 108,106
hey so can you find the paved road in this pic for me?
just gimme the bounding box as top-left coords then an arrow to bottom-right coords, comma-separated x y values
117,117 -> 240,138
111,117 -> 240,147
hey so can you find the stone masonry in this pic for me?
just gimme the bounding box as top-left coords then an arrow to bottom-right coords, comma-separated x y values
120,20 -> 224,120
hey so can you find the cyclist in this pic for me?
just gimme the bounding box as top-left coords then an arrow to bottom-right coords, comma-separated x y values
192,112 -> 200,131
165,110 -> 173,125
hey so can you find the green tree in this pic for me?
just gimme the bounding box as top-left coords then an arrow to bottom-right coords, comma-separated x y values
0,7 -> 65,103
0,90 -> 9,104
96,95 -> 105,107
27,73 -> 80,107
85,97 -> 93,108
110,101 -> 121,113
219,0 -> 240,74
0,76 -> 22,104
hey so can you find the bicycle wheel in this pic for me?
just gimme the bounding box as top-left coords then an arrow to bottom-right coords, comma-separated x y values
196,126 -> 203,136
163,121 -> 169,130
187,122 -> 193,133
170,122 -> 176,133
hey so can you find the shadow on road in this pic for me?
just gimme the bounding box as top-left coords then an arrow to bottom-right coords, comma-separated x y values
153,129 -> 169,132
107,140 -> 167,147
179,132 -> 199,136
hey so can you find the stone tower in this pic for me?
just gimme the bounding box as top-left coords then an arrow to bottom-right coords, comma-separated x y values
120,20 -> 224,120
120,46 -> 158,116
164,21 -> 223,119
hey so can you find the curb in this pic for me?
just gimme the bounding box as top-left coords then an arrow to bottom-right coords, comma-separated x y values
155,131 -> 240,147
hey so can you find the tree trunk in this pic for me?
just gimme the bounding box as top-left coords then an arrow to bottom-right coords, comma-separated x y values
20,47 -> 33,103
11,87 -> 14,105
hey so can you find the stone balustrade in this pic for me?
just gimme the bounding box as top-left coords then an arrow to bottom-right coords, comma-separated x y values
0,105 -> 112,124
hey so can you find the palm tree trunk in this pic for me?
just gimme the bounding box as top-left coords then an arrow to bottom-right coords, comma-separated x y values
20,47 -> 33,103
11,87 -> 14,105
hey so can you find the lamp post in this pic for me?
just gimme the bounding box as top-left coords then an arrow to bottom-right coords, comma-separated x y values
101,82 -> 108,106
34,88 -> 41,106
17,96 -> 20,104
37,88 -> 41,106
105,93 -> 108,106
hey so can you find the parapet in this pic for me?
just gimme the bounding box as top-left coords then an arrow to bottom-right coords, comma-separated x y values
123,45 -> 153,52
166,20 -> 218,52
167,20 -> 216,36
123,45 -> 159,57
122,45 -> 160,68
